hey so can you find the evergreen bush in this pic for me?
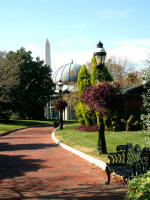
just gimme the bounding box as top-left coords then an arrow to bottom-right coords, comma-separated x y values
103,111 -> 125,131
126,170 -> 150,200
91,56 -> 113,85
75,102 -> 97,126
75,65 -> 97,126
77,65 -> 91,94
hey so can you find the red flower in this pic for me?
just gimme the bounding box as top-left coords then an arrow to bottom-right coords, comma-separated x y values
81,82 -> 120,117
54,99 -> 68,112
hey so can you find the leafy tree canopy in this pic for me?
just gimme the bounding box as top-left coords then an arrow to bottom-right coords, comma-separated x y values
106,57 -> 142,88
0,48 -> 55,120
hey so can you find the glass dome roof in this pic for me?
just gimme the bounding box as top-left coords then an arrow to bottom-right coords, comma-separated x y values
53,60 -> 81,84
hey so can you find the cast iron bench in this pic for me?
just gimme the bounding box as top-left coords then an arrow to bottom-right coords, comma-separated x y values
105,144 -> 150,185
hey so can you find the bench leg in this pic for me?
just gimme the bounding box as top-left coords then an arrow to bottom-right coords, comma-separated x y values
105,166 -> 111,185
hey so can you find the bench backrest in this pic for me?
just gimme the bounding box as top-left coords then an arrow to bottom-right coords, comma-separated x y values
127,144 -> 141,164
116,145 -> 128,163
117,144 -> 141,164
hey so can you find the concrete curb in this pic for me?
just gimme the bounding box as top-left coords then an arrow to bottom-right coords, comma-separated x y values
52,129 -> 106,170
0,127 -> 28,137
0,125 -> 52,137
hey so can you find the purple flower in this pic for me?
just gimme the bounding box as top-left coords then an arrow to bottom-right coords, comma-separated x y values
54,99 -> 68,112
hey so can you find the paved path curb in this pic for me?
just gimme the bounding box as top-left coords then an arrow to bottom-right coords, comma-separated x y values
0,125 -> 51,137
0,127 -> 27,137
52,129 -> 106,171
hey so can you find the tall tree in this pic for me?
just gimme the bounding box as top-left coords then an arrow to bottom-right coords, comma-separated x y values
91,56 -> 113,85
77,65 -> 91,94
141,65 -> 150,135
76,65 -> 97,126
106,57 -> 142,88
0,48 -> 55,119
0,51 -> 20,119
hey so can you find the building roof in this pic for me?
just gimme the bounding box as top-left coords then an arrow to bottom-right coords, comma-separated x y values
122,84 -> 142,94
122,84 -> 145,95
53,60 -> 81,84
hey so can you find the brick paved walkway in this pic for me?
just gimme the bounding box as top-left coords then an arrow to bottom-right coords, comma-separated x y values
0,127 -> 127,199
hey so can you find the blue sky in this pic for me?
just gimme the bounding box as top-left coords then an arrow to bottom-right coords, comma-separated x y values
1,0 -> 150,70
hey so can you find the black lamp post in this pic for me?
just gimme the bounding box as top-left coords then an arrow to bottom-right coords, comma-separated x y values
93,41 -> 107,154
57,80 -> 64,130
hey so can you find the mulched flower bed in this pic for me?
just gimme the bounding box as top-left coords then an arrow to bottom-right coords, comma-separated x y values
75,125 -> 98,132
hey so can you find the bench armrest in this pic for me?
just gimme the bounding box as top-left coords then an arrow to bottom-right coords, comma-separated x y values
107,152 -> 124,164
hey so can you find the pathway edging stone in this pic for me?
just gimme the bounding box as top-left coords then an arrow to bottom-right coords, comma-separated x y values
0,127 -> 27,137
0,125 -> 51,137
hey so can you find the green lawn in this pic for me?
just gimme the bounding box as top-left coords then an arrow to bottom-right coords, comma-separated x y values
0,119 -> 53,134
55,123 -> 150,162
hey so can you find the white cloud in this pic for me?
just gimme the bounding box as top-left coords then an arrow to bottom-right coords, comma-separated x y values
94,8 -> 135,20
27,38 -> 150,74
51,49 -> 93,72
120,38 -> 150,47
108,45 -> 148,63
108,39 -> 150,68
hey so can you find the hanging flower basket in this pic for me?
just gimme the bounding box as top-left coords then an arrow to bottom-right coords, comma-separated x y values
81,81 -> 121,117
54,99 -> 68,112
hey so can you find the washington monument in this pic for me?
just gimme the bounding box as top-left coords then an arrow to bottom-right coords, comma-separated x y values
45,39 -> 51,119
45,38 -> 51,66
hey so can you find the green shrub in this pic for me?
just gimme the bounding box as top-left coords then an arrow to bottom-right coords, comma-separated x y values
10,112 -> 20,120
102,112 -> 142,132
126,115 -> 134,131
126,170 -> 150,200
75,102 -> 96,126
125,115 -> 142,131
77,65 -> 91,94
91,56 -> 113,85
103,111 -> 125,131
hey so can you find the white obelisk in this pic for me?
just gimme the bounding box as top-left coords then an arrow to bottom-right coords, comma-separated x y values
45,38 -> 51,67
45,39 -> 51,119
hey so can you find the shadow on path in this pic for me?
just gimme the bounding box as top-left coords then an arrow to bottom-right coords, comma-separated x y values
0,154 -> 46,181
8,183 -> 126,200
0,142 -> 58,151
0,137 -> 39,140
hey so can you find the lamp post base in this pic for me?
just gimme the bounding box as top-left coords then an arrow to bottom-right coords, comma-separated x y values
59,122 -> 63,130
97,117 -> 107,154
59,110 -> 63,130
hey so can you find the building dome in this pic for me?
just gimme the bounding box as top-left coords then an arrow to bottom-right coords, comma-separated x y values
53,60 -> 81,84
